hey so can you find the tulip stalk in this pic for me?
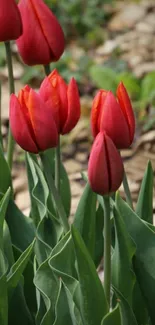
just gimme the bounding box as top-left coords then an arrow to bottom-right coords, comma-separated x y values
44,64 -> 51,76
40,152 -> 69,233
5,41 -> 15,170
103,195 -> 111,310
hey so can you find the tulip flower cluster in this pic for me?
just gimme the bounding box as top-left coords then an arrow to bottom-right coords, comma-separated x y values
10,70 -> 80,153
3,0 -> 135,199
88,83 -> 135,196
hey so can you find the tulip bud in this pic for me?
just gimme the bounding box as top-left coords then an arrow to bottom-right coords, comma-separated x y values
91,82 -> 135,149
10,86 -> 58,153
16,0 -> 65,65
88,131 -> 124,195
39,69 -> 81,134
0,0 -> 23,42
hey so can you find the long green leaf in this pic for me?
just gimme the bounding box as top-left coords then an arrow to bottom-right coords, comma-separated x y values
6,200 -> 35,252
116,194 -> 155,324
71,226 -> 108,325
53,280 -> 73,325
0,144 -> 11,195
0,188 -> 11,249
101,304 -> 121,325
49,233 -> 82,324
7,239 -> 35,292
44,149 -> 71,218
0,249 -> 8,325
112,206 -> 136,305
113,287 -> 138,325
136,161 -> 153,223
74,182 -> 97,259
26,153 -> 49,224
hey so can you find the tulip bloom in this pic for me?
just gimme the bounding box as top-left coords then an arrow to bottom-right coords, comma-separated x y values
88,131 -> 124,195
39,69 -> 81,134
16,0 -> 65,65
0,0 -> 22,42
10,86 -> 58,153
91,82 -> 135,149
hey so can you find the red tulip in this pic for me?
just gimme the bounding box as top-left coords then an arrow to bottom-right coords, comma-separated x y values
91,82 -> 135,149
88,131 -> 124,195
39,69 -> 81,134
10,85 -> 58,153
16,0 -> 65,65
0,0 -> 22,42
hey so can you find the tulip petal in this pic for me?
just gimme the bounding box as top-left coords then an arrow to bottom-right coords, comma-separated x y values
88,132 -> 124,195
0,0 -> 22,41
62,78 -> 80,134
16,0 -> 51,65
104,133 -> 124,193
27,89 -> 58,151
40,70 -> 68,132
91,90 -> 108,137
39,76 -> 60,130
88,132 -> 109,195
30,0 -> 65,61
10,94 -> 38,153
99,91 -> 131,149
116,82 -> 135,144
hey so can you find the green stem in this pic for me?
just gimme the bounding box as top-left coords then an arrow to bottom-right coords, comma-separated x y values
0,81 -> 3,148
123,171 -> 133,209
40,152 -> 69,233
103,195 -> 111,309
55,137 -> 61,192
5,41 -> 15,170
44,64 -> 51,76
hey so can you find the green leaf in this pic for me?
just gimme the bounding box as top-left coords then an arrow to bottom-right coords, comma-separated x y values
113,287 -> 138,325
132,280 -> 149,325
53,280 -> 73,325
44,149 -> 71,218
6,200 -> 35,252
116,194 -> 155,324
35,215 -> 62,265
71,226 -> 108,325
89,65 -> 117,93
0,249 -> 8,325
34,256 -> 60,325
60,163 -> 71,218
62,282 -> 82,325
0,144 -> 11,195
8,284 -> 34,325
26,153 -> 63,264
101,304 -> 121,325
7,239 -> 35,293
0,188 -> 11,249
34,232 -> 76,325
74,182 -> 97,259
112,206 -> 136,305
136,161 -> 153,223
49,233 -> 83,324
26,153 -> 49,225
